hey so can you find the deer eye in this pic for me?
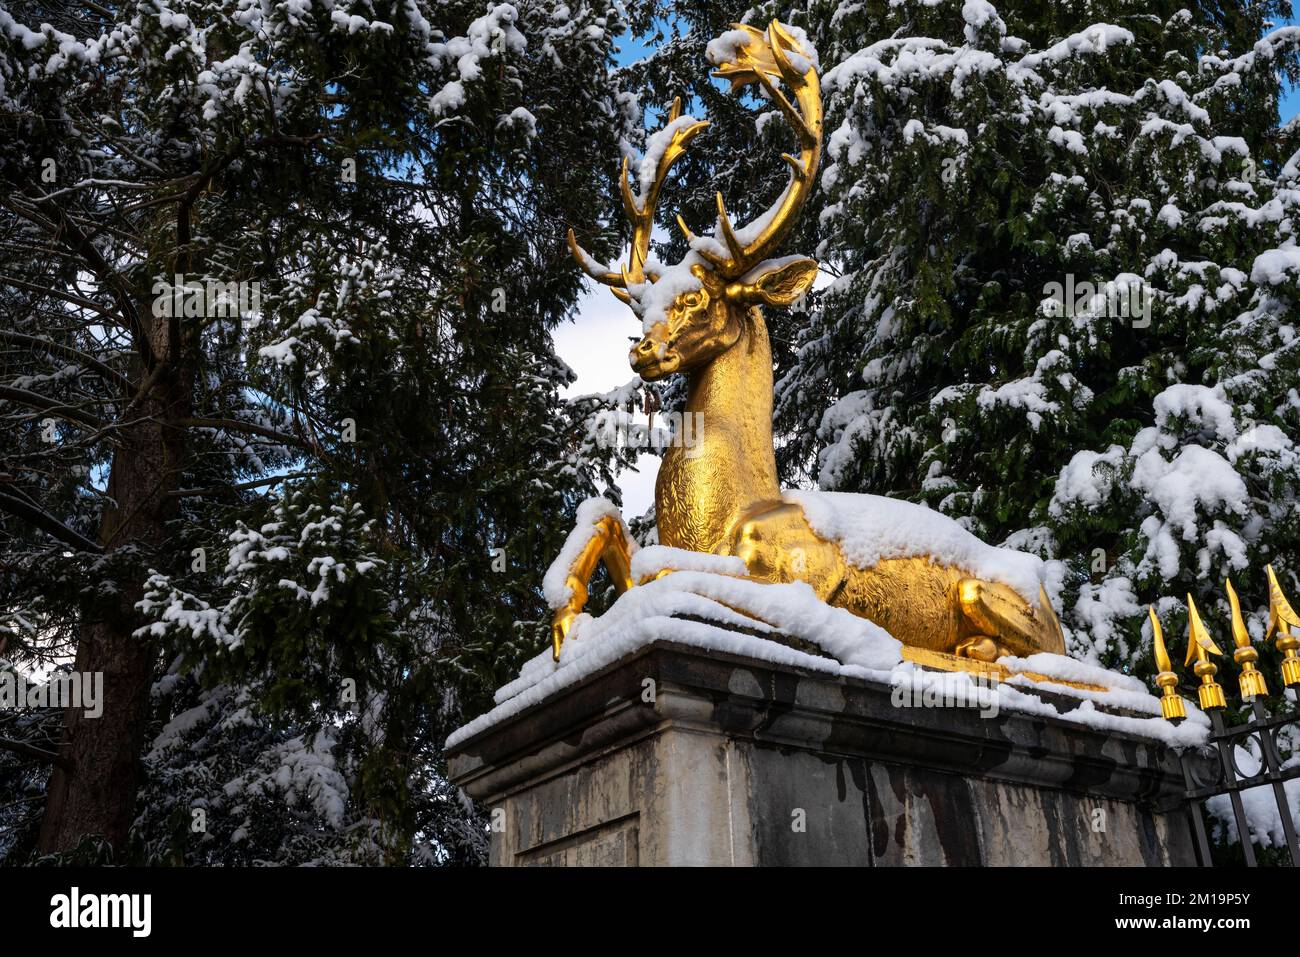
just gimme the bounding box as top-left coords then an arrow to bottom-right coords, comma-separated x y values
681,291 -> 703,309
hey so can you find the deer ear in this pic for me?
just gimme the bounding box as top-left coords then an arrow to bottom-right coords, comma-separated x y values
732,257 -> 818,306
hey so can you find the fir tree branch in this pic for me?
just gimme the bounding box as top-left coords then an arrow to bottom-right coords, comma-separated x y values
0,737 -> 69,769
0,330 -> 134,394
0,384 -> 108,431
0,490 -> 103,553
167,471 -> 312,498
0,273 -> 124,325
176,417 -> 311,449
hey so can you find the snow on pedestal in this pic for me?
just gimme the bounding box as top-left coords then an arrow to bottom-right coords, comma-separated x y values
446,548 -> 1213,867
450,549 -> 1208,752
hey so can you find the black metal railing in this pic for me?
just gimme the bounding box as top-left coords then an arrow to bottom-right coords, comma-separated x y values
1179,701 -> 1300,867
1149,566 -> 1300,867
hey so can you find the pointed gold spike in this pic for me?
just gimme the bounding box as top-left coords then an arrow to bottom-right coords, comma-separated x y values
1226,578 -> 1252,649
1150,606 -> 1172,673
1265,564 -> 1300,639
1266,565 -> 1300,686
1184,595 -> 1224,666
1149,606 -> 1187,723
1185,595 -> 1226,710
1226,578 -> 1268,701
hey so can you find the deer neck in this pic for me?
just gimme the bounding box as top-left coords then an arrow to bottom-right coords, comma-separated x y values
655,308 -> 781,554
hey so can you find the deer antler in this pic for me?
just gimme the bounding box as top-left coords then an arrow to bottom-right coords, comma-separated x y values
567,97 -> 709,303
679,21 -> 823,280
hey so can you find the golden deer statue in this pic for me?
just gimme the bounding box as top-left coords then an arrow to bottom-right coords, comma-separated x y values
554,21 -> 1066,665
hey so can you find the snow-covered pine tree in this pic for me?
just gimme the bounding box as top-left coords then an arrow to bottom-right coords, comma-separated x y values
0,0 -> 639,862
770,0 -> 1300,681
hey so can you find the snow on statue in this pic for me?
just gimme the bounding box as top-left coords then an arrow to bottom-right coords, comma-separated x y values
446,20 -> 1213,757
552,21 -> 1065,667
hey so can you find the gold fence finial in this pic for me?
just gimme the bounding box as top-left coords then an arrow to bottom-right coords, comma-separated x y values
1149,606 -> 1187,723
1186,594 -> 1226,710
1266,565 -> 1300,687
1226,578 -> 1268,701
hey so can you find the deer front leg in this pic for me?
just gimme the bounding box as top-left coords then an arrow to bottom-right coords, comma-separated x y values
550,516 -> 635,661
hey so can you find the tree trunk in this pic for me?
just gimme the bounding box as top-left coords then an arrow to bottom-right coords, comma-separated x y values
38,317 -> 190,857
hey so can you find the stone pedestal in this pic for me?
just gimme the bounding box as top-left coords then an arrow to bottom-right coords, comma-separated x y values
446,640 -> 1203,866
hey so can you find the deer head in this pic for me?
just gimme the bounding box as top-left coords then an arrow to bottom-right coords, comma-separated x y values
567,21 -> 823,381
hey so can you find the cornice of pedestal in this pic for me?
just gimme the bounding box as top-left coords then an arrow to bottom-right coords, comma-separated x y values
447,639 -> 1204,812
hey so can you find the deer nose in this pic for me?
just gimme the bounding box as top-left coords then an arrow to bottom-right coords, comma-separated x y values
631,337 -> 657,364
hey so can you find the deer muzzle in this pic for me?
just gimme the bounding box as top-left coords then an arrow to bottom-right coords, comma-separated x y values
630,329 -> 679,379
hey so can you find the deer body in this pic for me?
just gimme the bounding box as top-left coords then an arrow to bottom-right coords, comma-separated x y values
654,307 -> 779,554
652,303 -> 1063,660
553,21 -> 1065,661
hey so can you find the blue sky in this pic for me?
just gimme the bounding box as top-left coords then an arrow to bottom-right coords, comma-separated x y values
1282,4 -> 1300,118
1283,85 -> 1299,123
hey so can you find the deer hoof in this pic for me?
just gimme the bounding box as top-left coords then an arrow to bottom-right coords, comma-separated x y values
954,636 -> 1001,662
552,606 -> 580,661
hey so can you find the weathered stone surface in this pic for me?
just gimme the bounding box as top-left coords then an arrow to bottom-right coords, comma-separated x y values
447,641 -> 1206,866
